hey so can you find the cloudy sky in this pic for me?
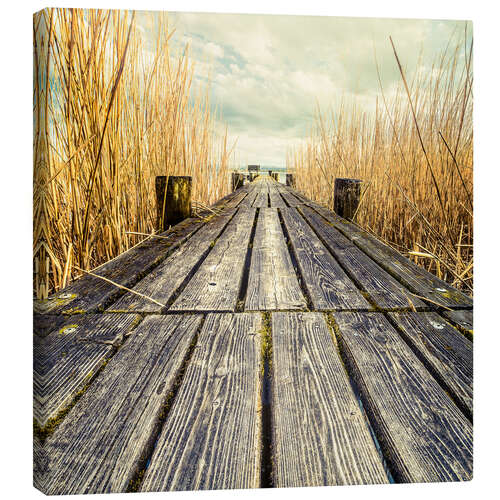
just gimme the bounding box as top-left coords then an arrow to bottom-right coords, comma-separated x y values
140,12 -> 470,167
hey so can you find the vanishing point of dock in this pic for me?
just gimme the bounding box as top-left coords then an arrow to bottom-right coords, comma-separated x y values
34,175 -> 473,494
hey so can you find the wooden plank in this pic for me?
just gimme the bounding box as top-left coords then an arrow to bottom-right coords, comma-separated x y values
245,209 -> 306,311
388,312 -> 472,419
268,184 -> 287,208
280,207 -> 369,310
333,312 -> 473,482
239,189 -> 258,207
272,312 -> 389,487
310,204 -> 472,309
34,437 -> 48,492
141,313 -> 262,492
442,310 -> 473,339
34,313 -> 141,428
279,190 -> 304,207
33,190 -> 246,315
300,206 -> 425,310
42,314 -> 202,495
171,208 -> 256,311
252,184 -> 269,208
110,209 -> 237,312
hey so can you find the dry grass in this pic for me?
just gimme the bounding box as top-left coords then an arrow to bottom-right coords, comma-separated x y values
33,8 -> 235,298
287,30 -> 473,293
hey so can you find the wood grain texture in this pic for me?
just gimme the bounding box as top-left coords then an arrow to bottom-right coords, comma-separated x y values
34,313 -> 141,428
245,209 -> 306,311
272,312 -> 389,487
252,185 -> 269,208
268,184 -> 287,208
171,208 -> 256,311
110,209 -> 237,312
310,204 -> 472,309
279,190 -> 304,207
443,310 -> 473,337
34,437 -> 48,492
33,189 -> 246,315
42,314 -> 202,495
388,312 -> 472,419
141,313 -> 262,492
300,206 -> 425,310
280,207 -> 369,310
333,312 -> 473,482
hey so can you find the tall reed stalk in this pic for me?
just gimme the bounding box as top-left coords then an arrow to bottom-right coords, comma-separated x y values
33,8 -> 234,298
287,31 -> 473,292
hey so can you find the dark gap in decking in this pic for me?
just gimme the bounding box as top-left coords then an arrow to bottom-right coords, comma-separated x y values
235,208 -> 260,312
277,208 -> 314,311
278,190 -> 291,208
127,315 -> 206,493
163,207 -> 242,312
260,311 -> 274,488
267,192 -> 271,208
384,312 -> 473,422
63,305 -> 436,317
33,314 -> 146,443
326,313 -> 396,484
296,206 -> 384,311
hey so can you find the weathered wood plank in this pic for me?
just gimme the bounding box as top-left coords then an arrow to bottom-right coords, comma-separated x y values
110,209 -> 237,312
33,190 -> 246,315
272,312 -> 389,487
245,209 -> 306,311
442,310 -> 473,339
310,204 -> 472,309
170,208 -> 256,311
239,189 -> 258,207
34,437 -> 48,492
279,190 -> 304,207
268,184 -> 287,208
300,206 -> 425,310
388,312 -> 472,419
280,207 -> 370,310
141,313 -> 262,492
252,184 -> 269,208
34,314 -> 141,428
42,314 -> 202,495
333,312 -> 473,482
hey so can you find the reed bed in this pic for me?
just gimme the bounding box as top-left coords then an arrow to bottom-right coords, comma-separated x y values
287,33 -> 473,293
33,8 -> 234,298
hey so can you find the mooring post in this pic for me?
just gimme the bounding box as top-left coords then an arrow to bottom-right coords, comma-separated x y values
272,172 -> 279,181
232,172 -> 244,191
268,170 -> 273,177
156,175 -> 192,231
286,173 -> 295,188
333,178 -> 362,221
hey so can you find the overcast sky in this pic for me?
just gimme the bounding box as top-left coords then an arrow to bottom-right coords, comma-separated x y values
139,12 -> 470,167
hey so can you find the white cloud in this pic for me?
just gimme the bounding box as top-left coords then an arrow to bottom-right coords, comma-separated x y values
148,12 -> 470,166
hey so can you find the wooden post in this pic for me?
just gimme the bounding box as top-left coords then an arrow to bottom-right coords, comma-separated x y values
286,174 -> 295,188
232,173 -> 244,191
272,173 -> 279,181
333,178 -> 362,221
268,170 -> 273,177
156,175 -> 192,231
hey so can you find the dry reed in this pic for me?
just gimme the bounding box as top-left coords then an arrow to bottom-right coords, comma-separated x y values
33,8 -> 235,298
287,30 -> 473,293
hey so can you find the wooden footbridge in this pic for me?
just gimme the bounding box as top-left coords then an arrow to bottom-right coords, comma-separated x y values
33,175 -> 473,494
